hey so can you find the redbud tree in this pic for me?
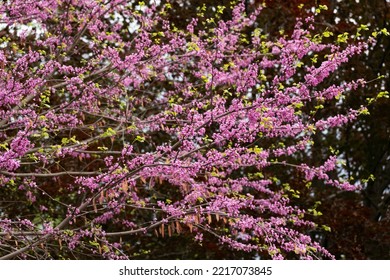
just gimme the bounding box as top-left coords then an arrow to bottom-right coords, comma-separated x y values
0,0 -> 377,259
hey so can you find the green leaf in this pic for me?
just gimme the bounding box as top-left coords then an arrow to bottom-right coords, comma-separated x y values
360,24 -> 369,31
102,127 -> 116,137
311,54 -> 318,63
187,42 -> 200,52
217,5 -> 226,14
64,230 -> 74,236
337,32 -> 349,43
319,5 -> 328,10
359,107 -> 370,115
381,28 -> 390,36
322,225 -> 331,232
89,240 -> 100,248
0,142 -> 8,150
134,135 -> 145,142
323,30 -> 333,38
377,91 -> 389,99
